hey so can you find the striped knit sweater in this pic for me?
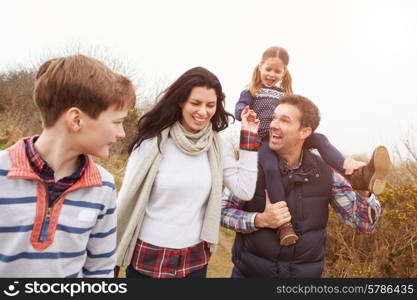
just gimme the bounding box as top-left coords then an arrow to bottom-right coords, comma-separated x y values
0,138 -> 116,278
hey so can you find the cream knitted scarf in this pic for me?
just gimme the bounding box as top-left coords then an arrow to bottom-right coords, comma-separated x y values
116,121 -> 223,266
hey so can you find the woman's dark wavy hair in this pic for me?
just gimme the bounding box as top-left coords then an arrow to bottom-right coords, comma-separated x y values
130,66 -> 234,152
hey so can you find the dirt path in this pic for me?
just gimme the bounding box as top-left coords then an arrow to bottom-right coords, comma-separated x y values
219,230 -> 234,253
206,229 -> 236,278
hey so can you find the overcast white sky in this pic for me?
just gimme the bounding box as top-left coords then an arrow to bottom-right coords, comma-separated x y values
1,0 -> 416,157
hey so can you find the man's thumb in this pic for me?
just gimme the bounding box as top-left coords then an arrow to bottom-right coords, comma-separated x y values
264,190 -> 273,207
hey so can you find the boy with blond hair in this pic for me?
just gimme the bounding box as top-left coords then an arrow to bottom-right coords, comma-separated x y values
0,55 -> 135,277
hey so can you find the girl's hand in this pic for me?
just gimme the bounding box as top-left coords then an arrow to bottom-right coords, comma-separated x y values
241,106 -> 260,133
343,156 -> 366,175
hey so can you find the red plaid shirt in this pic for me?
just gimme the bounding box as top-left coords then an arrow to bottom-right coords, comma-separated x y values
130,130 -> 260,278
130,239 -> 210,278
240,130 -> 261,151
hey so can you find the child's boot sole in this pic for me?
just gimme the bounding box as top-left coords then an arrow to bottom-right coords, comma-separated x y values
369,146 -> 391,195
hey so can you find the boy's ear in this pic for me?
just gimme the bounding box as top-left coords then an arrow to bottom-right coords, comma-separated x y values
65,107 -> 82,132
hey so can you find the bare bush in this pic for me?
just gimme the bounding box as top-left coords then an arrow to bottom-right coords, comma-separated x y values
387,132 -> 417,186
324,184 -> 417,277
0,68 -> 40,145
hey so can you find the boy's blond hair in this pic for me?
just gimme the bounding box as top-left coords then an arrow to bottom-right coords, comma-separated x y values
34,54 -> 135,127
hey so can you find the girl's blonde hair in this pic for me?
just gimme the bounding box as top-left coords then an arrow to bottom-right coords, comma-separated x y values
249,46 -> 293,97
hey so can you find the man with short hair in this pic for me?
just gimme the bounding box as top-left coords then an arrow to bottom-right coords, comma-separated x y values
221,94 -> 389,278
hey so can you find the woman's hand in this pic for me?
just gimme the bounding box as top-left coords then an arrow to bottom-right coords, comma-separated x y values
343,156 -> 366,175
240,105 -> 260,133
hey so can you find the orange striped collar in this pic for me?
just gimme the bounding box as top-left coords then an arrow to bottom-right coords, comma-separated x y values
7,137 -> 102,188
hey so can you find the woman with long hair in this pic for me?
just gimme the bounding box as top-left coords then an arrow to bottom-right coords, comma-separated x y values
116,67 -> 260,278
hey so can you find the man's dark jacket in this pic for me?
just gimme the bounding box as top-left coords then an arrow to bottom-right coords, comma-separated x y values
232,142 -> 334,277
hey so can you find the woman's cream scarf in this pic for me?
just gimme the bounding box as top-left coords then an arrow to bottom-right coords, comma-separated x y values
116,121 -> 223,266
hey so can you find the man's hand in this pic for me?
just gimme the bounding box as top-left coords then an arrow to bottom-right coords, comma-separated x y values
255,190 -> 291,229
240,105 -> 260,134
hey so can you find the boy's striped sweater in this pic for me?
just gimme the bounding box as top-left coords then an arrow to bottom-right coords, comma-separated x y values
0,138 -> 116,277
